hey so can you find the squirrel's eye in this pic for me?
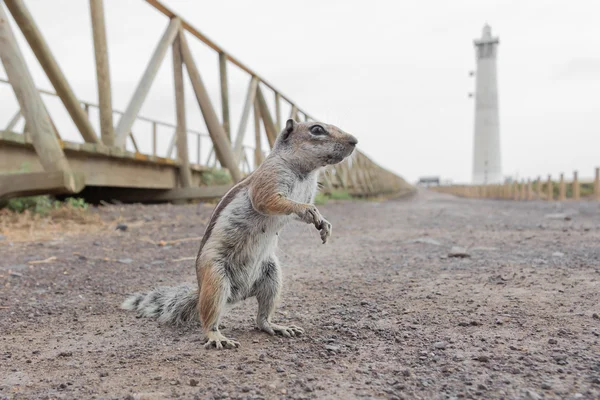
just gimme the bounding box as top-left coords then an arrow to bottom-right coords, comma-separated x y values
310,125 -> 327,136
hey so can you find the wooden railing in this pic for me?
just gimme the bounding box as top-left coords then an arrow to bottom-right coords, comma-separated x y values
433,168 -> 600,201
0,0 -> 410,201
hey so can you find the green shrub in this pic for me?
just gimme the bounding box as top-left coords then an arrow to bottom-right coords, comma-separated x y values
4,196 -> 88,215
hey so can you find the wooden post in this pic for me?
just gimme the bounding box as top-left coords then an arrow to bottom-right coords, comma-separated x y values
527,179 -> 533,200
172,32 -> 192,188
152,122 -> 157,157
89,0 -> 114,147
513,182 -> 519,200
196,134 -> 201,165
5,0 -> 99,144
558,173 -> 566,201
114,17 -> 181,147
289,105 -> 298,120
594,167 -> 600,201
535,176 -> 541,199
275,92 -> 281,131
572,171 -> 580,201
253,97 -> 262,168
128,132 -> 140,153
218,52 -> 230,140
547,175 -> 553,201
255,86 -> 278,147
4,109 -> 21,130
0,4 -> 70,171
233,76 -> 258,162
178,30 -> 241,183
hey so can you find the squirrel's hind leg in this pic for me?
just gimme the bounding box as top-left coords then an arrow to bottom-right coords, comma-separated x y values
198,262 -> 239,349
253,256 -> 304,338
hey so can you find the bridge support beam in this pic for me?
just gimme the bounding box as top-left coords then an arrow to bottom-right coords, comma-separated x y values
172,33 -> 192,188
114,17 -> 181,147
256,86 -> 278,148
89,0 -> 115,147
178,30 -> 241,183
5,0 -> 99,144
0,4 -> 70,172
233,76 -> 258,163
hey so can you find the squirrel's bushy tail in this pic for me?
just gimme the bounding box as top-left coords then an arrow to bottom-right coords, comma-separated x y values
121,284 -> 199,326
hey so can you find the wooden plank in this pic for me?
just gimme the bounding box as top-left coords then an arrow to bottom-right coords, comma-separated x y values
233,76 -> 258,162
196,134 -> 201,165
172,33 -> 192,188
5,0 -> 99,144
0,4 -> 71,172
0,141 -> 211,189
128,132 -> 139,153
5,109 -> 21,131
114,17 -> 181,147
255,86 -> 278,148
178,30 -> 242,183
274,92 -> 281,131
0,170 -> 84,201
166,131 -> 176,159
572,171 -> 580,201
289,105 -> 298,120
595,167 -> 600,201
218,52 -> 230,140
116,184 -> 232,203
253,97 -> 262,168
546,175 -> 553,201
89,0 -> 115,146
152,122 -> 157,156
558,173 -> 566,201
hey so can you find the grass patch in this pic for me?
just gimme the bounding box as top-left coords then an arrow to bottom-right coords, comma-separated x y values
4,196 -> 88,215
201,169 -> 232,186
314,190 -> 354,205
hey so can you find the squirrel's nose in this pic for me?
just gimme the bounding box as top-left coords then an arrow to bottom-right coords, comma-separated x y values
347,135 -> 358,146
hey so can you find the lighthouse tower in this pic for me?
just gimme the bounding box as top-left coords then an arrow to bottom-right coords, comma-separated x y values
472,24 -> 502,184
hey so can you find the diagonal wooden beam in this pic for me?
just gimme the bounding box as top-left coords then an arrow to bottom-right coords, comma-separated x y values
218,52 -> 230,140
0,4 -> 70,172
172,32 -> 192,188
5,0 -> 99,144
178,30 -> 241,183
232,76 -> 258,162
289,104 -> 298,120
255,85 -> 278,148
274,92 -> 281,131
4,109 -> 21,131
114,17 -> 181,147
89,0 -> 115,146
253,97 -> 262,168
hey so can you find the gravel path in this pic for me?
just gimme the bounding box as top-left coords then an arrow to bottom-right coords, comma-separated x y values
1,190 -> 600,400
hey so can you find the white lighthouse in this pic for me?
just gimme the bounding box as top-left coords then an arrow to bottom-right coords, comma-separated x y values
472,24 -> 502,184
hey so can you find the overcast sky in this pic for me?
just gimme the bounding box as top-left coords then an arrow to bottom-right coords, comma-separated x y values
1,0 -> 599,183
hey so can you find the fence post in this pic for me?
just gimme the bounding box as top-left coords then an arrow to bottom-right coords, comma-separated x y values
527,179 -> 533,200
535,176 -> 541,199
594,167 -> 600,201
572,171 -> 580,201
547,175 -> 553,201
558,173 -> 566,201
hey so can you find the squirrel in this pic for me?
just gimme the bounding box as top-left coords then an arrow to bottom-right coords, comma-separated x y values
121,118 -> 358,349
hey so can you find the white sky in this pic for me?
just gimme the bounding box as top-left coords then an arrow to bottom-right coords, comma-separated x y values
1,0 -> 599,183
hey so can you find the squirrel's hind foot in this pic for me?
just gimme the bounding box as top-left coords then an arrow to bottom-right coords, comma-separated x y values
203,331 -> 240,350
260,322 -> 304,338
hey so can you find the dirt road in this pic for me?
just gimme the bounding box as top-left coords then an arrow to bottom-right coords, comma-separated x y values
1,190 -> 600,399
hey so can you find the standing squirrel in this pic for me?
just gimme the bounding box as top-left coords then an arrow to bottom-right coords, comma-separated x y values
122,119 -> 358,349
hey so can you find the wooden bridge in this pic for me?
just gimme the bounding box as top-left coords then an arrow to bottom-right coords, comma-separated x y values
0,0 -> 410,203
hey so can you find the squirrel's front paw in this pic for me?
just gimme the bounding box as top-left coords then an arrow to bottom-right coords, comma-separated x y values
297,204 -> 323,228
319,218 -> 332,244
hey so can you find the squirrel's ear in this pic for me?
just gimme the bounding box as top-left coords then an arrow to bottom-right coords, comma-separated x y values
281,119 -> 295,141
